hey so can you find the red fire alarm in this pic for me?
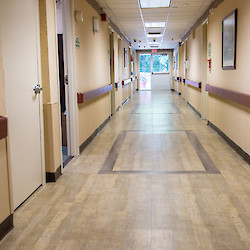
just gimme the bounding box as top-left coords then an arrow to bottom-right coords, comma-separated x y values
207,59 -> 211,72
101,14 -> 107,22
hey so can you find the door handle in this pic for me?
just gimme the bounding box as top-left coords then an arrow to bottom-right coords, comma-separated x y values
33,84 -> 43,94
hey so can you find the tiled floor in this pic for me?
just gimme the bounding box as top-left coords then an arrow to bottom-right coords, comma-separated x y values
0,91 -> 250,250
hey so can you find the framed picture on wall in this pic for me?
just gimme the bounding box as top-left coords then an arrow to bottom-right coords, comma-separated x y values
124,48 -> 127,68
222,9 -> 237,70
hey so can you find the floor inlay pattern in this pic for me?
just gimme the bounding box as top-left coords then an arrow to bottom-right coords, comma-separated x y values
99,130 -> 220,175
1,91 -> 249,250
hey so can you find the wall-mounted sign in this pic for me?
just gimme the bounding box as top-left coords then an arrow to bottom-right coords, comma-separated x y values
75,37 -> 80,48
208,42 -> 211,57
124,48 -> 127,68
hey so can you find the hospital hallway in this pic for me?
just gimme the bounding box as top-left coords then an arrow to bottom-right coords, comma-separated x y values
0,90 -> 249,250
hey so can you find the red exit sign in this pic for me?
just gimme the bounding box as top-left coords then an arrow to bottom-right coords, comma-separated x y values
152,49 -> 157,53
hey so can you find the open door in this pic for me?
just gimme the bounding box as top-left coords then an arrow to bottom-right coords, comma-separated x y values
56,0 -> 74,166
139,54 -> 151,90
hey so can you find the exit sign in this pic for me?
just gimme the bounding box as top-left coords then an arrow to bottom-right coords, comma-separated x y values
152,49 -> 157,53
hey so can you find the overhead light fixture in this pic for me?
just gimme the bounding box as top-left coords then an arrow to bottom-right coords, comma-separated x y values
145,22 -> 166,28
149,42 -> 160,45
147,34 -> 162,38
140,0 -> 171,8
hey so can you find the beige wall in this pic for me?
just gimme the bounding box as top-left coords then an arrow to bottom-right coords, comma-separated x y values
180,0 -> 250,155
121,39 -> 132,103
75,0 -> 111,146
121,39 -> 131,81
39,0 -> 62,173
0,30 -> 11,224
206,0 -> 250,155
115,37 -> 123,109
185,24 -> 203,113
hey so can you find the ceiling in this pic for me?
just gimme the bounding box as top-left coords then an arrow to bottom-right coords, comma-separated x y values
95,0 -> 214,49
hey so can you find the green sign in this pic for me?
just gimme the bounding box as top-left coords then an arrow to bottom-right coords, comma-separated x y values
75,37 -> 80,48
208,42 -> 211,57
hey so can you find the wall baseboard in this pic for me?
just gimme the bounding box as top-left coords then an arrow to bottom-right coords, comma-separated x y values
171,89 -> 181,95
79,116 -> 110,154
122,97 -> 130,106
46,165 -> 61,182
115,106 -> 120,113
187,101 -> 201,118
0,214 -> 13,241
208,121 -> 250,165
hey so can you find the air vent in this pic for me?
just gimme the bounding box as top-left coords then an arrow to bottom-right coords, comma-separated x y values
148,32 -> 162,35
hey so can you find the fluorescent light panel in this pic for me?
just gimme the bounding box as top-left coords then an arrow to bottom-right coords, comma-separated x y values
140,0 -> 171,8
145,22 -> 165,28
149,42 -> 160,45
147,34 -> 162,38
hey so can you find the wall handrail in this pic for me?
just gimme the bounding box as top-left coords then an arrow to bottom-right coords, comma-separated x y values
0,116 -> 8,140
205,84 -> 250,107
77,84 -> 113,104
122,78 -> 132,87
184,79 -> 201,88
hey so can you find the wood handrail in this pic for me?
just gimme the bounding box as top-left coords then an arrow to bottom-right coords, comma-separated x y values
184,79 -> 201,88
0,116 -> 7,140
77,84 -> 112,104
122,78 -> 132,87
205,84 -> 250,107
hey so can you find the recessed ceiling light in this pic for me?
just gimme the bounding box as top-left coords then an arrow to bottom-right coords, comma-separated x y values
145,22 -> 166,28
140,0 -> 171,8
147,34 -> 162,38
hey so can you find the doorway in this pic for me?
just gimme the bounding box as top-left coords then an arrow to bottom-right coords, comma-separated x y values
139,53 -> 170,91
151,53 -> 170,90
139,54 -> 151,90
56,0 -> 72,166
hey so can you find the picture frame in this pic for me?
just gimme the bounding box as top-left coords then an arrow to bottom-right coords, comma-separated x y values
222,9 -> 237,70
124,48 -> 127,68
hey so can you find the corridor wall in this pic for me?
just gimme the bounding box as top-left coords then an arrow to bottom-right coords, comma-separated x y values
180,0 -> 250,156
185,25 -> 203,114
206,0 -> 250,156
121,39 -> 132,104
74,0 -> 111,147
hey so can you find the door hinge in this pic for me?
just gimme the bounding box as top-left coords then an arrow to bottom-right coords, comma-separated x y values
64,75 -> 69,85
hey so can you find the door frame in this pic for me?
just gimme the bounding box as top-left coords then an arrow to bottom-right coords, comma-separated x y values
61,0 -> 79,156
36,0 -> 46,186
139,51 -> 172,90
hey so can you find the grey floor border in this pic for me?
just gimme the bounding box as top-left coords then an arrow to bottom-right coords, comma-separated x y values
99,130 -> 221,175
